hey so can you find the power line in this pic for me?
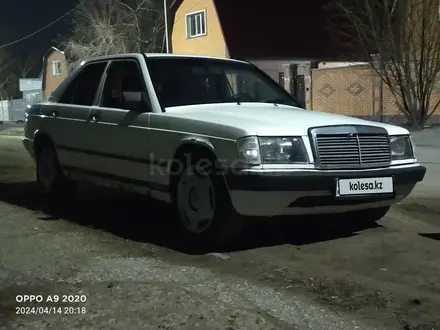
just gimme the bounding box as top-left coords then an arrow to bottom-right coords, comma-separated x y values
0,0 -> 200,51
0,2 -> 83,49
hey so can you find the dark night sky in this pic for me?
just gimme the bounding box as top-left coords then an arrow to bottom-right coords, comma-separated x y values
0,0 -> 75,73
0,1 -> 342,75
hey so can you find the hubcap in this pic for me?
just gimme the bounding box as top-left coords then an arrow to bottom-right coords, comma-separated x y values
38,149 -> 57,191
177,166 -> 215,234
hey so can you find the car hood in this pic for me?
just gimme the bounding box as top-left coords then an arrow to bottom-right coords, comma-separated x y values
164,103 -> 409,136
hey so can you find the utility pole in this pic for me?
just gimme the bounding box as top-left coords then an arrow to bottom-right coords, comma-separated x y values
164,0 -> 170,53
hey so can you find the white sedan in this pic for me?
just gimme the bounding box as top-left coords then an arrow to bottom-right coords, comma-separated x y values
23,53 -> 426,248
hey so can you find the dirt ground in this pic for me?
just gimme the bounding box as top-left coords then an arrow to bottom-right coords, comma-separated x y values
0,129 -> 439,330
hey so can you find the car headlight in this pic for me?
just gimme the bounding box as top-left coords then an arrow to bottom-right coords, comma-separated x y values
390,135 -> 414,160
237,136 -> 308,165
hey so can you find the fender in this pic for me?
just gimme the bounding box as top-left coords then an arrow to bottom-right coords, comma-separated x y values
32,129 -> 53,143
177,135 -> 216,153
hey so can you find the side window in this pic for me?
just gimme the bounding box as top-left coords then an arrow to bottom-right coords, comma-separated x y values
58,62 -> 107,106
226,73 -> 239,94
101,60 -> 149,111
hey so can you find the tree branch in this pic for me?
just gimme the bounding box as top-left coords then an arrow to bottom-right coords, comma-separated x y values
328,0 -> 440,127
60,0 -> 165,62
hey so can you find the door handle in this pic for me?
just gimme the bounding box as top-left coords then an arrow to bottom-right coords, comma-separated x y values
51,110 -> 58,117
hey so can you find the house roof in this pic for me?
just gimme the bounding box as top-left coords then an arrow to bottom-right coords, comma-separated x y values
42,46 -> 65,61
171,0 -> 359,60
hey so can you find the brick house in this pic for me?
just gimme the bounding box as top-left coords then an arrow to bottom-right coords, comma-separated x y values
168,0 -> 351,109
41,46 -> 68,99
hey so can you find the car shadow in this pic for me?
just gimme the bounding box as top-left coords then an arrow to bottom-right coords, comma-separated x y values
419,233 -> 440,241
0,181 -> 380,254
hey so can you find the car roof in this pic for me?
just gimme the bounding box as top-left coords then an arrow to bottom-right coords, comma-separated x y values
80,53 -> 249,65
144,53 -> 248,63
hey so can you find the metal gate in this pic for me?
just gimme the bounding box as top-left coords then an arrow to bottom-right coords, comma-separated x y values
287,64 -> 305,108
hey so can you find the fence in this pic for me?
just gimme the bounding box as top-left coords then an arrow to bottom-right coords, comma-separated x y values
0,90 -> 43,122
0,98 -> 27,122
311,64 -> 440,125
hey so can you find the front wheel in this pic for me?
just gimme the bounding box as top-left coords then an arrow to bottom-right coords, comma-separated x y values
172,153 -> 245,250
36,144 -> 76,199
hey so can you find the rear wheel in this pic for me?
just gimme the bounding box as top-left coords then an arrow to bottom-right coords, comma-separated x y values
172,151 -> 245,250
36,143 -> 76,199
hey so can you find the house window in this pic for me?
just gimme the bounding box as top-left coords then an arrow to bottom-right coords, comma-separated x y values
52,60 -> 63,75
186,10 -> 207,38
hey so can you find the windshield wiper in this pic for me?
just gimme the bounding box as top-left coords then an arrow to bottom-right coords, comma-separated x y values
263,99 -> 296,106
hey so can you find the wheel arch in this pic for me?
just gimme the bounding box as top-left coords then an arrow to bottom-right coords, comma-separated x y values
169,137 -> 226,193
171,138 -> 219,170
33,131 -> 54,158
177,136 -> 216,152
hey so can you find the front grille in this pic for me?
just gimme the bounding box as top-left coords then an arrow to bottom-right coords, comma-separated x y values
315,134 -> 391,169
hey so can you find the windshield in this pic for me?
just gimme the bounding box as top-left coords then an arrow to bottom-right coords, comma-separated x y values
145,57 -> 298,108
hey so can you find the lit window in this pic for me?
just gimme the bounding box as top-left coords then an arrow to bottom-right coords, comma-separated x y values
52,60 -> 63,75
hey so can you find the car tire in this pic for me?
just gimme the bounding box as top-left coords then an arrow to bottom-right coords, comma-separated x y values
171,150 -> 245,251
36,143 -> 76,199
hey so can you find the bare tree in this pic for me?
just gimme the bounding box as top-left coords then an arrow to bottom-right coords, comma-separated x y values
330,0 -> 440,128
0,50 -> 14,97
62,0 -> 164,66
18,56 -> 34,78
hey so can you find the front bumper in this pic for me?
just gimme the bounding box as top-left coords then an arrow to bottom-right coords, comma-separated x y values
225,164 -> 426,216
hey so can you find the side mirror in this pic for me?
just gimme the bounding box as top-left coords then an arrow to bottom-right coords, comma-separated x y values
122,91 -> 142,103
122,91 -> 148,112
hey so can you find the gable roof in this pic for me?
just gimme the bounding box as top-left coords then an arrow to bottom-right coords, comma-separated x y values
42,46 -> 65,61
171,0 -> 360,60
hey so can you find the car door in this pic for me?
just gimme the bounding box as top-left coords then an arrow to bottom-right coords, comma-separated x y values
40,60 -> 108,172
86,59 -> 153,190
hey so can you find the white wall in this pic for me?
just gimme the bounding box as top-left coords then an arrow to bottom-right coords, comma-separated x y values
318,61 -> 368,69
0,99 -> 26,122
0,100 -> 10,121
